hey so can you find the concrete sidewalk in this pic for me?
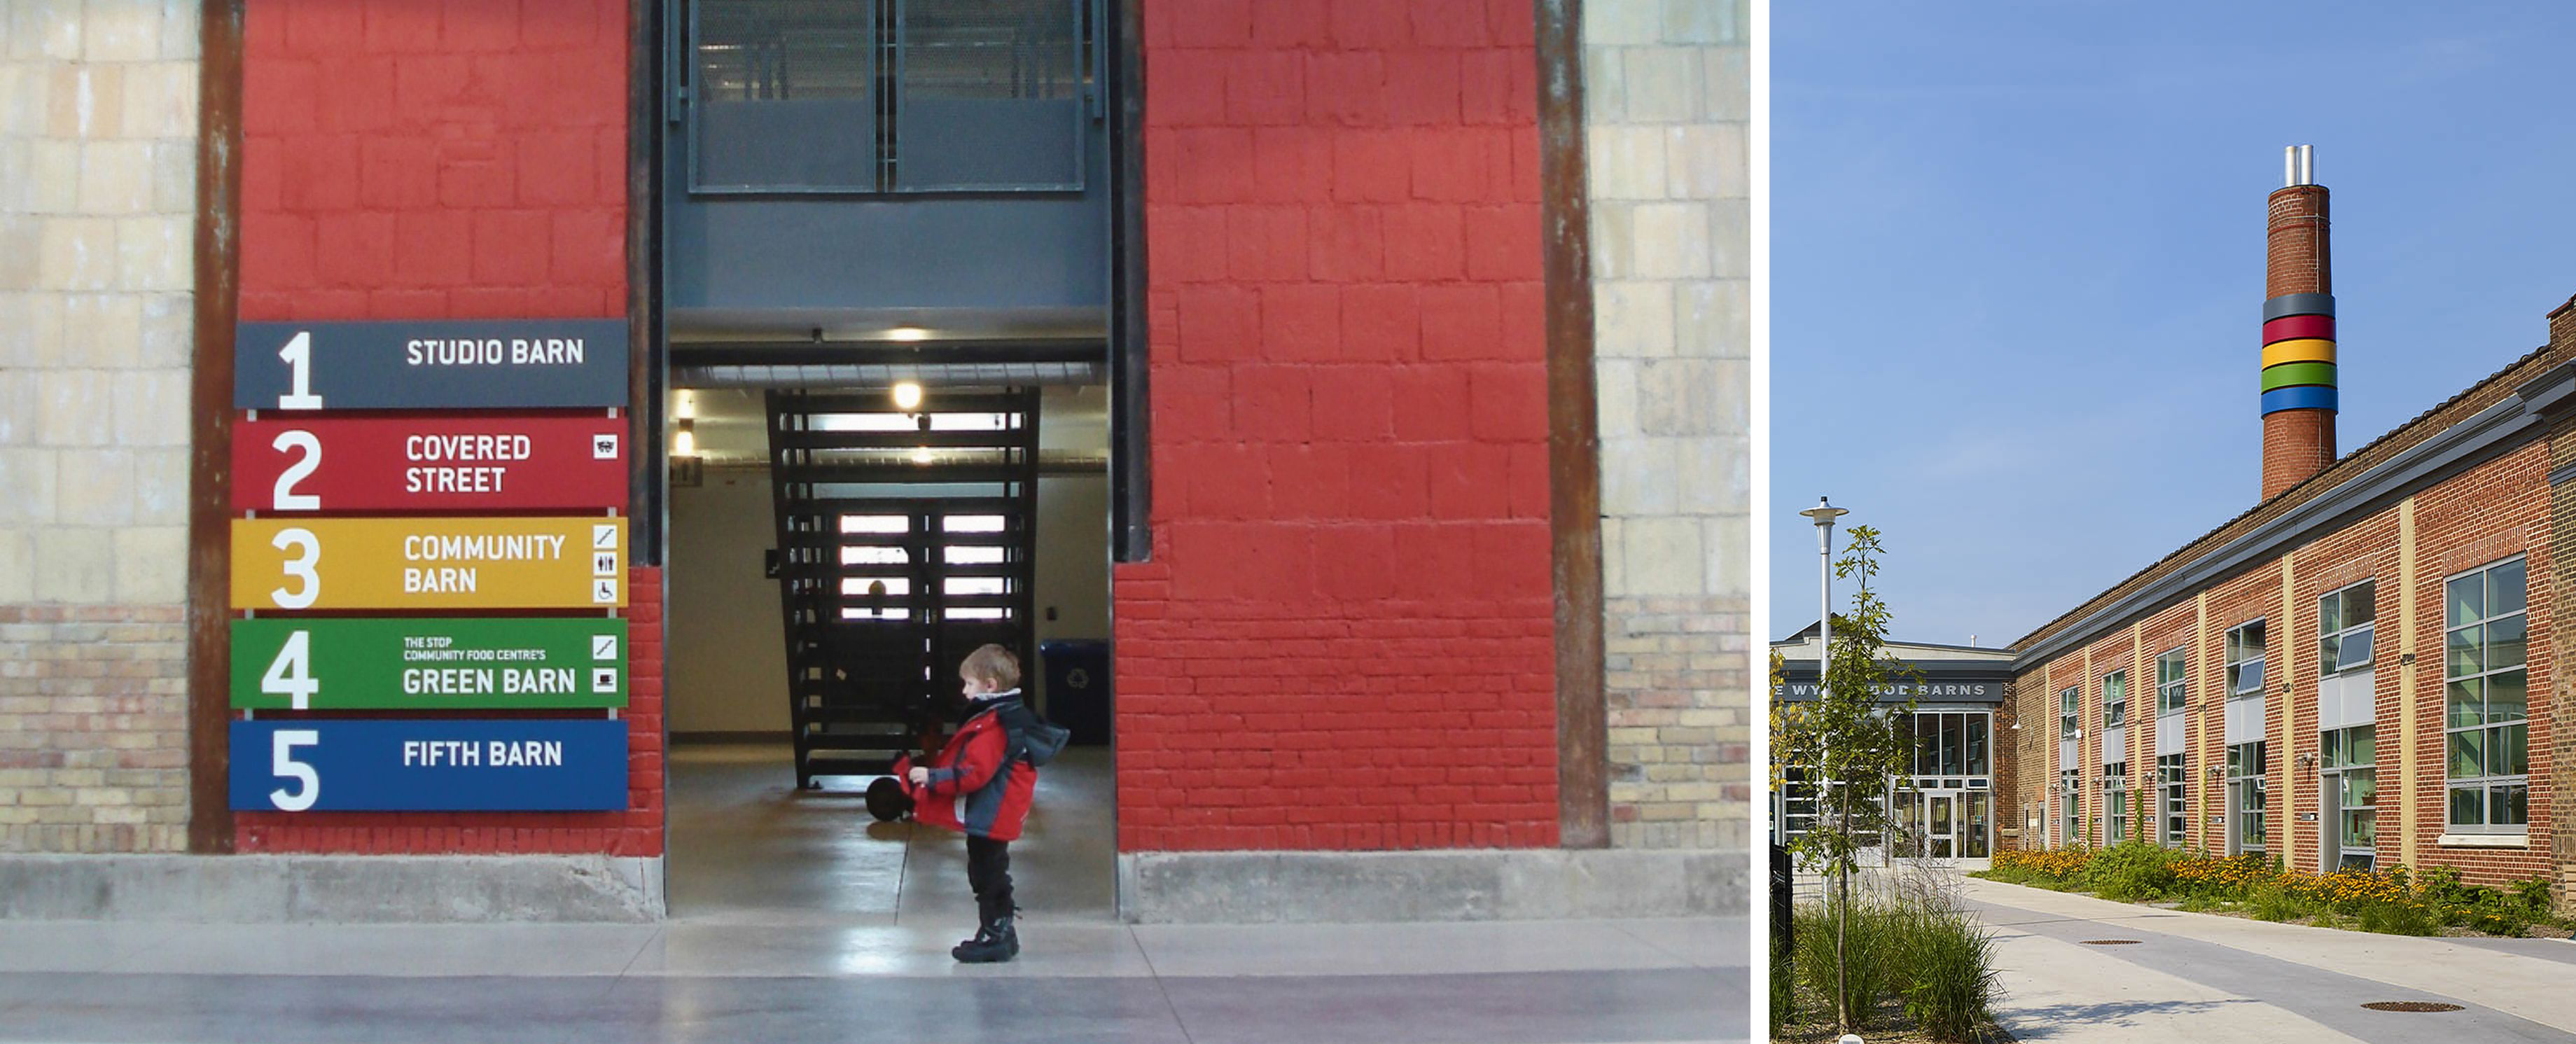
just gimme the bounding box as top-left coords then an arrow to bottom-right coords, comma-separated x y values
0,915 -> 1748,1043
1962,877 -> 2576,1042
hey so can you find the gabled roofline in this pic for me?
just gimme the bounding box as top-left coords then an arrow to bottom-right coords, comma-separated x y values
2010,351 -> 2574,671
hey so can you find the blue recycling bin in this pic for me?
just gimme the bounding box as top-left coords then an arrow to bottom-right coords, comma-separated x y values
1038,639 -> 1112,746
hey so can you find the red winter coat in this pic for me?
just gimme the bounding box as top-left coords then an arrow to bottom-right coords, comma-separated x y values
893,695 -> 1038,842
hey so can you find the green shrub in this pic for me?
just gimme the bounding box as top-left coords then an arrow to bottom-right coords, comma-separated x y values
2354,899 -> 2439,936
2080,842 -> 2185,902
1898,907 -> 2000,1042
2248,879 -> 2312,922
2511,876 -> 2556,912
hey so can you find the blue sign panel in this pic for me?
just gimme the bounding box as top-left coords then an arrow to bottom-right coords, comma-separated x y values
228,719 -> 629,812
234,319 -> 630,410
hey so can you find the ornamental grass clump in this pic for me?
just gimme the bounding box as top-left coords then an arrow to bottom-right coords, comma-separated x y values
1898,906 -> 2000,1041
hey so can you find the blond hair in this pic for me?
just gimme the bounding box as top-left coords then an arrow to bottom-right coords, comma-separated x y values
962,643 -> 1020,690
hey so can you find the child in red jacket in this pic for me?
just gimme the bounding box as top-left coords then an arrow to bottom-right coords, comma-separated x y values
896,643 -> 1043,963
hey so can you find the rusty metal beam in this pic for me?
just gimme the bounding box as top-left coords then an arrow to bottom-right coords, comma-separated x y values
629,0 -> 664,569
185,0 -> 246,854
1536,0 -> 1608,849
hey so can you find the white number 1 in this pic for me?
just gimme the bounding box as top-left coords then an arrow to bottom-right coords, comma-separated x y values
278,330 -> 323,410
270,730 -> 320,812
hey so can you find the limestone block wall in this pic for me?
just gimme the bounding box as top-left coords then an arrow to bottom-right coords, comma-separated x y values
0,0 -> 202,854
1582,0 -> 1750,849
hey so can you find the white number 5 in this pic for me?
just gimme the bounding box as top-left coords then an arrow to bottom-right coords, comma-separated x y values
270,527 -> 319,609
270,730 -> 319,812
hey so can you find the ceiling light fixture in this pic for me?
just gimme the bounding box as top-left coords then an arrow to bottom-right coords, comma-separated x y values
886,326 -> 928,342
893,382 -> 924,411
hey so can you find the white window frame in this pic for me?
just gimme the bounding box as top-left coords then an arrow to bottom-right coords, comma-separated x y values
2227,740 -> 2267,855
2157,753 -> 2187,847
2156,647 -> 2187,716
2444,555 -> 2529,834
2103,762 -> 2129,845
2226,619 -> 2267,698
2059,767 -> 2080,849
2103,669 -> 2127,729
2318,579 -> 2376,676
2321,723 -> 2376,869
2059,685 -> 2080,741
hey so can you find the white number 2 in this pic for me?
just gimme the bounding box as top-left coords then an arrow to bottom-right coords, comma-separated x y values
261,629 -> 319,710
270,527 -> 319,609
270,729 -> 320,812
272,430 -> 321,511
277,330 -> 323,410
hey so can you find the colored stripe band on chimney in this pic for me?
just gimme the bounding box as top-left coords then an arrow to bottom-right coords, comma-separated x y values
2260,361 -> 2337,392
2262,385 -> 2338,412
2262,314 -> 2336,344
2261,292 -> 2336,323
2261,338 -> 2337,368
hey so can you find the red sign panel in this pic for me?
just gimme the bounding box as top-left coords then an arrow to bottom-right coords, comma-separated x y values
232,415 -> 628,513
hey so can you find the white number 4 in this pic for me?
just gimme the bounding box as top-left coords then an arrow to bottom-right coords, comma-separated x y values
270,729 -> 320,812
260,630 -> 319,710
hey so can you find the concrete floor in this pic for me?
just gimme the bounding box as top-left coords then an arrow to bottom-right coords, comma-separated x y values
1963,877 -> 2576,1042
0,742 -> 1745,1041
667,742 -> 1115,926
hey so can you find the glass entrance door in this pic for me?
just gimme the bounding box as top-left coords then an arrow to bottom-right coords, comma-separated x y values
1925,794 -> 1956,858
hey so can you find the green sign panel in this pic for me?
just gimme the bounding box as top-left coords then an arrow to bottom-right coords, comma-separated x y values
230,618 -> 629,711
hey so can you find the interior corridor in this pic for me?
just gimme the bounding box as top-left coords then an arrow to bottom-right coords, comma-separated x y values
667,742 -> 1118,926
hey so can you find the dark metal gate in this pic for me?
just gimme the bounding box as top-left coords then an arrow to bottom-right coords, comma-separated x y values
766,388 -> 1040,788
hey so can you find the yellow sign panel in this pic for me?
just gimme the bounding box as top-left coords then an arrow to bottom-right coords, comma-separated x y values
231,517 -> 627,611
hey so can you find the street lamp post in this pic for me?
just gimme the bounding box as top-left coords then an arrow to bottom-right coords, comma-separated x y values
1797,496 -> 1849,1030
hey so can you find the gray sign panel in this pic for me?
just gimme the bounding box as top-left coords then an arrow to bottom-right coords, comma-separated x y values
1772,678 -> 2007,704
235,320 -> 629,410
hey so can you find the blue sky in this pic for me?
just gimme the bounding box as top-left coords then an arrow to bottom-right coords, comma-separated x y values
1769,1 -> 2576,647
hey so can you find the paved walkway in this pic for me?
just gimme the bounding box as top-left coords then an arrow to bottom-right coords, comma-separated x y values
1963,877 -> 2576,1042
0,915 -> 1746,1043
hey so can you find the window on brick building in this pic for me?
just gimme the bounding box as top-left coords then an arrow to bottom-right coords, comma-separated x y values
2157,647 -> 2187,716
2228,740 -> 2267,855
2445,556 -> 2529,833
2323,725 -> 2376,869
690,0 -> 1089,193
2226,620 -> 2266,697
2159,753 -> 2187,847
2319,580 -> 2376,676
2059,768 -> 2080,849
2103,763 -> 2129,844
2059,685 -> 2079,740
2103,669 -> 2127,728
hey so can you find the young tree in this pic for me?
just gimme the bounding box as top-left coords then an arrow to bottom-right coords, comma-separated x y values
1771,524 -> 1922,1033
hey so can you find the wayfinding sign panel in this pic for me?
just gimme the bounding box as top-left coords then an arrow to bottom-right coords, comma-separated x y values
234,319 -> 629,410
232,415 -> 628,513
230,517 -> 627,610
230,618 -> 628,711
229,718 -> 629,812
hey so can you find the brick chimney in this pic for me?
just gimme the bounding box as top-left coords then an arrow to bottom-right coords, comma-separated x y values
2260,145 -> 2337,500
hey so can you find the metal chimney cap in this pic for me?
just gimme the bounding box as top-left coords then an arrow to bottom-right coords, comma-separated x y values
2283,144 -> 2316,187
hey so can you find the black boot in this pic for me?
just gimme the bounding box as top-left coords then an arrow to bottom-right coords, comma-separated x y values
951,914 -> 1019,963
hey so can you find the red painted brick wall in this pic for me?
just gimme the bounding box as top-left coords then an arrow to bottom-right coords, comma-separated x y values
232,0 -> 652,856
237,0 -> 628,323
1115,0 -> 1558,852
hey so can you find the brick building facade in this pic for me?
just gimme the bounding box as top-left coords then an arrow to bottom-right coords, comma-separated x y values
2,0 -> 1749,923
2005,160 -> 2576,896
